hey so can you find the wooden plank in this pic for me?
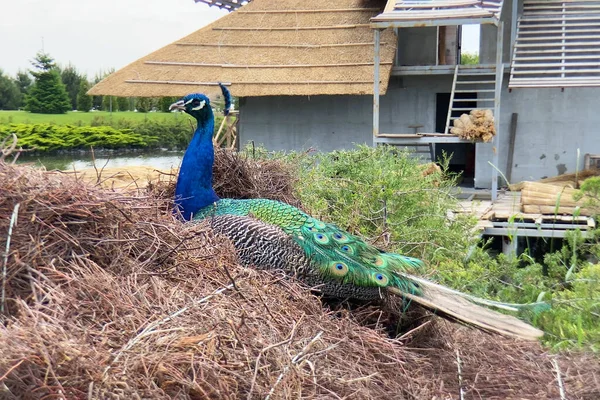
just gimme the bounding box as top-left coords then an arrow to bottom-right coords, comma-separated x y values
510,69 -> 600,75
394,0 -> 480,9
525,0 -> 600,4
145,61 -> 393,68
212,24 -> 370,31
519,16 -> 600,21
523,10 -> 600,16
515,41 -> 600,47
525,5 -> 600,10
518,21 -> 600,28
375,133 -> 423,138
374,9 -> 493,19
506,113 -> 518,183
514,54 -> 600,61
176,42 -> 386,48
237,8 -> 382,13
518,29 -> 600,34
517,35 -> 600,41
512,62 -> 600,67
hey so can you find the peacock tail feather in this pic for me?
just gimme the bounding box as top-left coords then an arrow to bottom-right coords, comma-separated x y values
196,198 -> 424,295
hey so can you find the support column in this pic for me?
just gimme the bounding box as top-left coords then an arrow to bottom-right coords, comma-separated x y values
373,29 -> 381,145
491,21 -> 504,201
511,0 -> 518,55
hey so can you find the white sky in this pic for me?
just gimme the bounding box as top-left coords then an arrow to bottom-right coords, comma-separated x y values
0,0 -> 227,77
0,1 -> 480,79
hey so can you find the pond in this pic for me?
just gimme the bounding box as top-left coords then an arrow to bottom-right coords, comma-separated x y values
16,150 -> 185,171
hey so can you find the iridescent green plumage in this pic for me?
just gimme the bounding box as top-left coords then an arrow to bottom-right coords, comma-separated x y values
196,198 -> 424,295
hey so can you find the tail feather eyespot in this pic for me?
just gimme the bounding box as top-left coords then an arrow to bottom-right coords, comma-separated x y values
372,272 -> 389,286
314,232 -> 330,244
330,262 -> 349,277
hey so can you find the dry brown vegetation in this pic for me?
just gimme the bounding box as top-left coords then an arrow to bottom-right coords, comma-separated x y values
0,151 -> 599,399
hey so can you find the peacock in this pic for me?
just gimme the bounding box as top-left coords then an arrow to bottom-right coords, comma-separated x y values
169,85 -> 545,341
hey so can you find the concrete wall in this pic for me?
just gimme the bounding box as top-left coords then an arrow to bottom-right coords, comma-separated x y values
397,27 -> 438,66
238,76 -> 453,153
480,0 -> 514,64
474,79 -> 600,188
240,75 -> 600,189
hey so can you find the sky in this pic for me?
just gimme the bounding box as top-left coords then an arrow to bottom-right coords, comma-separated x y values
0,0 -> 479,79
0,0 -> 227,77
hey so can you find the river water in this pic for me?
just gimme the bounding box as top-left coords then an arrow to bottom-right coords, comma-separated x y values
16,150 -> 185,171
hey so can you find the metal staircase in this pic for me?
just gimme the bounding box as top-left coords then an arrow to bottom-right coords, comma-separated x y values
510,0 -> 600,88
444,65 -> 500,134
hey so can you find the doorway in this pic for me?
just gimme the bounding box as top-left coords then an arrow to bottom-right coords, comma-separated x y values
435,92 -> 477,186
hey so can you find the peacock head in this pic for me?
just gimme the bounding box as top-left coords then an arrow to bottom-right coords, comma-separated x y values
169,93 -> 212,122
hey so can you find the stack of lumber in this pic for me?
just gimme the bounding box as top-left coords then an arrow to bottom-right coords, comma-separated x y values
450,109 -> 495,142
509,169 -> 600,192
521,181 -> 594,215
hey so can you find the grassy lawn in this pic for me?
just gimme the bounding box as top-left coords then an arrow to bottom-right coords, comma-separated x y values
0,110 -> 181,125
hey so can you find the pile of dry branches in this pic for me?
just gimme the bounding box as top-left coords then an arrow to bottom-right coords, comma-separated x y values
0,154 -> 598,399
451,109 -> 496,142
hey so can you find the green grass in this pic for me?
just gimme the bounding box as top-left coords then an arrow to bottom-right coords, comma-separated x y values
0,110 -> 180,126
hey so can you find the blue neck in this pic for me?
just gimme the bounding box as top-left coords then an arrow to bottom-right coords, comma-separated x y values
175,112 -> 220,221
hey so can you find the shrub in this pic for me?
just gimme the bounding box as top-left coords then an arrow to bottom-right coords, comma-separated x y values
0,124 -> 155,151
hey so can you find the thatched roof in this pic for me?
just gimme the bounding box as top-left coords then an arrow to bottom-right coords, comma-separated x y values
89,0 -> 397,98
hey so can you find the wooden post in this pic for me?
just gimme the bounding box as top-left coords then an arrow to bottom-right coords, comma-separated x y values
491,21 -> 504,201
506,113 -> 518,182
373,29 -> 381,143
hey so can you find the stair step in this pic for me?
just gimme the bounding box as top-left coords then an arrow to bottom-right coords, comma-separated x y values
457,72 -> 496,76
453,98 -> 496,102
455,80 -> 496,84
454,89 -> 496,93
451,107 -> 482,111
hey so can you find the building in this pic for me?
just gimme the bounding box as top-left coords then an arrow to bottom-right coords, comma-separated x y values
89,0 -> 600,200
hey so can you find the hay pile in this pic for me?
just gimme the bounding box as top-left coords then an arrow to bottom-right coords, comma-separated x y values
1,153 -> 599,399
451,109 -> 496,142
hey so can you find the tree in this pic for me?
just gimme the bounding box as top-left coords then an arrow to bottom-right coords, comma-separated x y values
92,69 -> 115,110
76,80 -> 92,112
15,70 -> 32,100
117,96 -> 130,111
158,96 -> 176,112
136,97 -> 150,113
102,95 -> 117,111
25,52 -> 72,114
60,64 -> 83,110
461,52 -> 479,65
0,70 -> 22,110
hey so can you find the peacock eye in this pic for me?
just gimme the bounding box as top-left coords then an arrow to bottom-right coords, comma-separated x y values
307,227 -> 314,231
334,233 -> 343,239
341,245 -> 349,252
330,261 -> 349,277
373,272 -> 389,286
316,234 -> 324,239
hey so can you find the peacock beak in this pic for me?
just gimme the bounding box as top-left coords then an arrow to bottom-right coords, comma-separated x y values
169,100 -> 186,111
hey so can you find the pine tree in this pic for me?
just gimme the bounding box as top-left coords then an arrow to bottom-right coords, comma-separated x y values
76,80 -> 93,112
25,52 -> 72,114
102,95 -> 116,111
136,97 -> 150,113
60,64 -> 83,110
117,96 -> 130,111
0,70 -> 22,110
158,97 -> 176,112
15,70 -> 32,106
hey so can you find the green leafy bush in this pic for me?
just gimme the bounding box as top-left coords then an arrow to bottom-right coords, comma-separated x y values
0,124 -> 155,151
278,145 -> 478,264
275,145 -> 600,351
0,115 -> 227,152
